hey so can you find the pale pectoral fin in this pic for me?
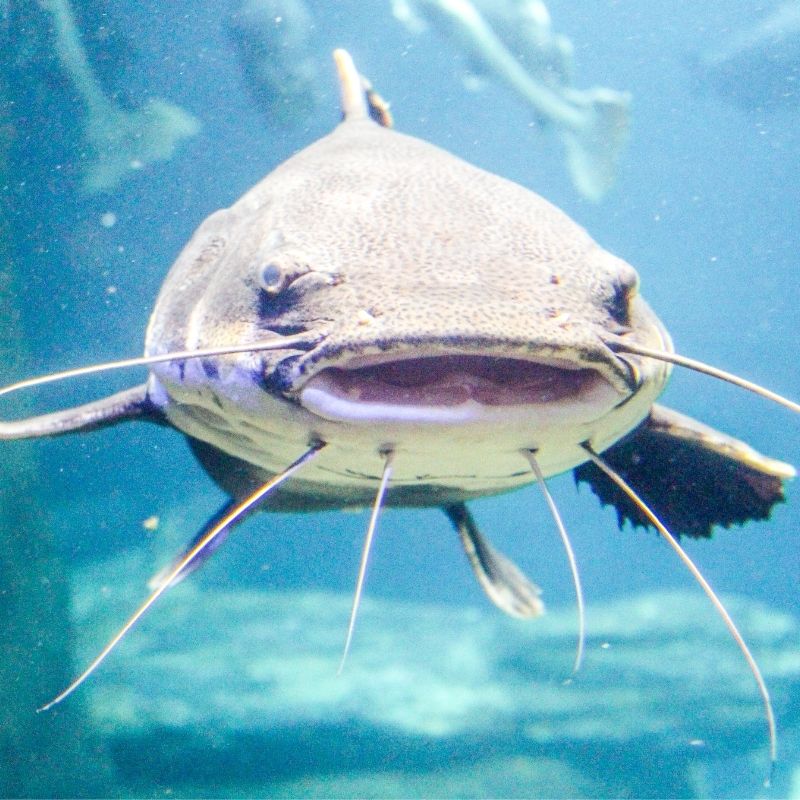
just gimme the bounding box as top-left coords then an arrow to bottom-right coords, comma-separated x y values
575,403 -> 796,538
444,503 -> 544,618
0,384 -> 161,440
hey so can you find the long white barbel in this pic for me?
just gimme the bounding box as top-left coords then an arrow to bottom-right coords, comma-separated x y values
38,441 -> 325,711
337,450 -> 394,675
523,449 -> 585,675
611,340 -> 800,416
0,333 -> 321,400
582,443 -> 776,788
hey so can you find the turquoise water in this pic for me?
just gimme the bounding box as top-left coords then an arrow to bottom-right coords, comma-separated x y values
2,1 -> 799,797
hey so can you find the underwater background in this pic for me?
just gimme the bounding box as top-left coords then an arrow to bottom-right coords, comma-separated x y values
1,0 -> 799,797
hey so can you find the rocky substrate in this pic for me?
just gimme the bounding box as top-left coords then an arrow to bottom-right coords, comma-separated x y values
68,553 -> 800,798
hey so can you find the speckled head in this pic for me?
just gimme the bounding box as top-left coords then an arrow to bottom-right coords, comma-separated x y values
143,50 -> 671,497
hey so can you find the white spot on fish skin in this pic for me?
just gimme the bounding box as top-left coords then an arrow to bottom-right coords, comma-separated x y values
100,211 -> 117,228
264,229 -> 285,250
546,309 -> 571,326
356,309 -> 376,326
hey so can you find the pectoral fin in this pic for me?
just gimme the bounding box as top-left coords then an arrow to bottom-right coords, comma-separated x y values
575,403 -> 796,538
148,497 -> 254,590
444,502 -> 544,618
0,384 -> 161,440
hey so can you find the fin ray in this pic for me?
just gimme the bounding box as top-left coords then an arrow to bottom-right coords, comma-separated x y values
0,384 -> 156,440
446,502 -> 543,619
333,49 -> 370,122
576,404 -> 794,538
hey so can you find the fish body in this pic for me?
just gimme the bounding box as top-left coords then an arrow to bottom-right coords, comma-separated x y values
226,0 -> 320,124
698,1 -> 800,110
392,0 -> 631,200
1,48 -> 791,545
41,0 -> 199,192
396,0 -> 574,89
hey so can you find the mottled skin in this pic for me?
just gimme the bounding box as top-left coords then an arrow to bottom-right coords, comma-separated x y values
143,110 -> 669,509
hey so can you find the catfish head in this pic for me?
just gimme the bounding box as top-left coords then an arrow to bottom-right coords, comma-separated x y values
143,62 -> 668,509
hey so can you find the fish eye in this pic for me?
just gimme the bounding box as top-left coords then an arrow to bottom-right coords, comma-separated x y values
258,262 -> 287,295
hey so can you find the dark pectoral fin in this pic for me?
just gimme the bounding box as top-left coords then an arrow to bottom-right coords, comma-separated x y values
0,384 -> 162,440
444,503 -> 544,618
575,404 -> 796,538
187,436 -> 272,500
148,498 -> 249,590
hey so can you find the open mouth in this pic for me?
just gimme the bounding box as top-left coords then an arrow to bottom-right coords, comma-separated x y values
298,355 -> 619,425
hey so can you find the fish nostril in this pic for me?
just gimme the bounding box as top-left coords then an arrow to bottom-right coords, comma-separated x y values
606,281 -> 635,326
604,261 -> 640,327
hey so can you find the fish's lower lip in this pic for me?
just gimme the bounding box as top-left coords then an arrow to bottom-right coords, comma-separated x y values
297,355 -> 621,425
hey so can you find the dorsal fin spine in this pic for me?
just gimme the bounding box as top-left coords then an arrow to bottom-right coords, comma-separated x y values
333,48 -> 370,122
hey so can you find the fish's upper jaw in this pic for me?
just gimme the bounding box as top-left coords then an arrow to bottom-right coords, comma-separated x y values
284,336 -> 633,430
287,326 -> 641,394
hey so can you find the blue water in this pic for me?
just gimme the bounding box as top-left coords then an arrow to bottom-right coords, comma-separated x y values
2,1 -> 799,797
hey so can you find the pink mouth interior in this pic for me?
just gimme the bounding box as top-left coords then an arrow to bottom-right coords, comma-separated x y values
305,355 -> 601,407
